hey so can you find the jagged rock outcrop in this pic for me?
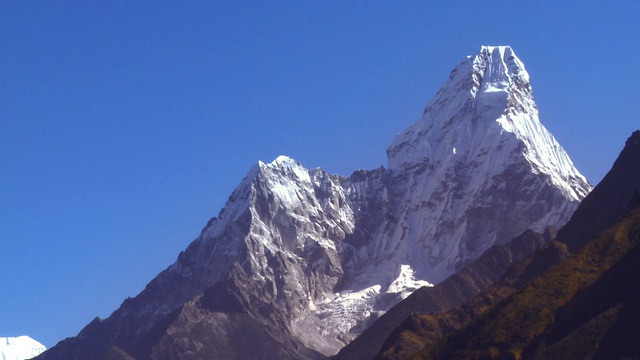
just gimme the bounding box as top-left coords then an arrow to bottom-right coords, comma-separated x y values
38,46 -> 591,360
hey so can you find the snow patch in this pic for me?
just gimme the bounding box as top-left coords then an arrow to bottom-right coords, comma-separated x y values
388,264 -> 434,295
0,336 -> 46,360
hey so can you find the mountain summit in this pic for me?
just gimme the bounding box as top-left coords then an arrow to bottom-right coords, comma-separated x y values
38,46 -> 591,360
384,45 -> 590,279
389,46 -> 587,203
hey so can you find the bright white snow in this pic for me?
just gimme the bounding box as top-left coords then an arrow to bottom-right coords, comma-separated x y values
388,45 -> 589,201
0,336 -> 46,360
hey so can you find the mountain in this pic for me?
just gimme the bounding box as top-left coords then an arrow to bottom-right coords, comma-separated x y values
374,131 -> 640,359
37,46 -> 590,360
0,336 -> 46,360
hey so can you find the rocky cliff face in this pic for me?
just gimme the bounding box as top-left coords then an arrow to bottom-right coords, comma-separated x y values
38,46 -> 591,360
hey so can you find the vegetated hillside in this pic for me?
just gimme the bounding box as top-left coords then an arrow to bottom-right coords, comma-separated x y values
376,239 -> 571,360
375,131 -> 640,360
419,205 -> 640,360
333,228 -> 554,360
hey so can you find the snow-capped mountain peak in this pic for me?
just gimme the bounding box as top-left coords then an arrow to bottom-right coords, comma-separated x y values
38,46 -> 592,360
475,45 -> 530,92
1,336 -> 46,360
388,45 -> 589,201
387,45 -> 531,171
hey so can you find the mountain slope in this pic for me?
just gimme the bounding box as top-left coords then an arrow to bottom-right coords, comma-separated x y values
420,204 -> 640,360
375,130 -> 640,359
38,46 -> 590,359
377,240 -> 571,359
333,228 -> 554,360
558,130 -> 640,251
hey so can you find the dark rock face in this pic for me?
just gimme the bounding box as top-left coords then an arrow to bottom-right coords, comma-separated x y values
146,287 -> 324,360
98,346 -> 136,360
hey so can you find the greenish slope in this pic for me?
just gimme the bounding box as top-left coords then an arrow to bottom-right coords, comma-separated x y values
420,206 -> 640,359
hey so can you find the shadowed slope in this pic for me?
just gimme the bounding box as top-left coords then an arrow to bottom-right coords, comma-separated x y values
419,206 -> 640,359
558,130 -> 640,252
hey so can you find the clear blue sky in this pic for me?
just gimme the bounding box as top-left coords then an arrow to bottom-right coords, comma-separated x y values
2,1 -> 638,348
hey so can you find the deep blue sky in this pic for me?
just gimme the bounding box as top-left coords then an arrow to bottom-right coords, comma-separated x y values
2,1 -> 638,348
